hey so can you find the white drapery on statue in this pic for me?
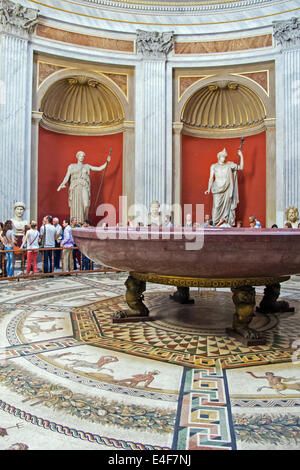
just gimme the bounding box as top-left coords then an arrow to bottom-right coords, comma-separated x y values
205,148 -> 244,226
57,151 -> 111,223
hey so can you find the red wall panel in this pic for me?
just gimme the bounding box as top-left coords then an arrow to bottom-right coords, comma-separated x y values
38,127 -> 123,227
181,132 -> 266,227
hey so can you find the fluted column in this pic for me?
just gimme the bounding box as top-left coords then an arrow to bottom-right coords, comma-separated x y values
31,111 -> 42,221
172,122 -> 183,225
135,30 -> 174,212
0,0 -> 38,221
273,17 -> 300,224
122,121 -> 135,225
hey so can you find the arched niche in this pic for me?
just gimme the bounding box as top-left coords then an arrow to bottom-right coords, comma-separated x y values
32,69 -> 134,226
173,74 -> 275,227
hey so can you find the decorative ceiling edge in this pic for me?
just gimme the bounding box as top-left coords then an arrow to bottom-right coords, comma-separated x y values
59,0 -> 285,14
177,120 -> 269,138
27,0 -> 300,29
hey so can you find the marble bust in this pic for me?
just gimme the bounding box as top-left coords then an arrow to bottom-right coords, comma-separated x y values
11,201 -> 28,236
285,206 -> 300,228
147,200 -> 162,226
184,213 -> 193,227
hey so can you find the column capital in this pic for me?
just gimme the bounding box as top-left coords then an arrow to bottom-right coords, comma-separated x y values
136,29 -> 174,60
273,16 -> 300,50
123,120 -> 135,132
173,122 -> 183,134
264,117 -> 276,129
32,110 -> 43,123
0,0 -> 39,38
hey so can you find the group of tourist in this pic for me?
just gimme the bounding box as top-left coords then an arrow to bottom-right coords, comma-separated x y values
1,202 -> 299,279
0,216 -> 94,278
156,210 -> 300,230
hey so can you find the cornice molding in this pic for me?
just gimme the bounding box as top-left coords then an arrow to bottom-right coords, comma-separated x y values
76,0 -> 282,14
40,117 -> 128,135
179,120 -> 268,138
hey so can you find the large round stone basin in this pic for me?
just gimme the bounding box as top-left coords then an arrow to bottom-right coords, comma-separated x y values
72,227 -> 300,279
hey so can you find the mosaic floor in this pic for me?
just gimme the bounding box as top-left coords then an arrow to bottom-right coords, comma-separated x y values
0,272 -> 299,451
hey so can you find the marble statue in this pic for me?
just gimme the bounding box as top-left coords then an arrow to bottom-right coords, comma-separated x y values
11,201 -> 28,236
57,150 -> 111,223
285,206 -> 300,228
147,200 -> 163,226
205,148 -> 244,226
184,213 -> 193,227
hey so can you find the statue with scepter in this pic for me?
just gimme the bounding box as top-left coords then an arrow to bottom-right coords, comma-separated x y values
57,149 -> 112,223
204,138 -> 244,226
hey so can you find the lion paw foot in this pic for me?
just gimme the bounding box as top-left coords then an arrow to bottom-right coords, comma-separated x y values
113,310 -> 128,319
235,327 -> 260,340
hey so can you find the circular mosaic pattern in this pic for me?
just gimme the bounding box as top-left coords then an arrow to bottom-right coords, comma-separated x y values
72,290 -> 299,369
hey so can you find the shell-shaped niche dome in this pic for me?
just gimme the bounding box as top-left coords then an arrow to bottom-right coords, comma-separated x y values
181,81 -> 266,130
40,76 -> 125,128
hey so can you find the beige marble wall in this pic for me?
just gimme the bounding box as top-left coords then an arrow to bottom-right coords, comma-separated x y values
36,24 -> 135,53
174,34 -> 273,55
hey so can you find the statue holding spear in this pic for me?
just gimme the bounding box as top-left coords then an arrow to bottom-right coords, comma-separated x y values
205,138 -> 244,226
57,149 -> 112,223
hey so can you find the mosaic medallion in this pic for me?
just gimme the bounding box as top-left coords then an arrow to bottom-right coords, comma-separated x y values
72,290 -> 299,369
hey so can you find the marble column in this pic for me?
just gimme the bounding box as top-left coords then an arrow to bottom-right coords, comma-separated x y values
273,17 -> 300,224
0,0 -> 38,221
31,111 -> 42,221
172,122 -> 183,225
135,30 -> 174,213
122,121 -> 135,225
265,119 -> 276,227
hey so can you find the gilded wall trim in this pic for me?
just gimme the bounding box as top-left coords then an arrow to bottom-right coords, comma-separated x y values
101,72 -> 128,99
37,61 -> 129,100
178,75 -> 215,101
230,70 -> 270,96
131,272 -> 290,288
37,61 -> 70,88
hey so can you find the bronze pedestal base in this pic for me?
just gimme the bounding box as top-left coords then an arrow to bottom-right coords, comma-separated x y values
112,272 -> 292,346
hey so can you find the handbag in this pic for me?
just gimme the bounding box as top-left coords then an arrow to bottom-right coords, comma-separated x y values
13,246 -> 21,255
